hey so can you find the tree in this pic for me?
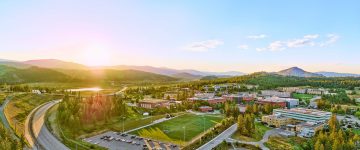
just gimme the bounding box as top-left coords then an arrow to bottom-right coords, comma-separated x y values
332,139 -> 340,150
314,140 -> 321,150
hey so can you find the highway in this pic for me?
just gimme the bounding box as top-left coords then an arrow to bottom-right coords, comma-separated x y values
25,100 -> 70,150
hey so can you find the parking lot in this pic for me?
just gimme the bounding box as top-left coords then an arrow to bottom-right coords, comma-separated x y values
84,131 -> 180,150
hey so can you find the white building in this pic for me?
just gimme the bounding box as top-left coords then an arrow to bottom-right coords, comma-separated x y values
261,90 -> 291,98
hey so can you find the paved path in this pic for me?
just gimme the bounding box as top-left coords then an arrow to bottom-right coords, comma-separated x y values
25,100 -> 70,150
198,123 -> 280,150
197,124 -> 238,150
226,128 -> 282,150
0,95 -> 19,140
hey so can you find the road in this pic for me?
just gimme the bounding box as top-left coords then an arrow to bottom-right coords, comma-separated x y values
198,123 -> 281,150
25,100 -> 70,150
0,95 -> 19,140
226,128 -> 282,150
197,124 -> 238,150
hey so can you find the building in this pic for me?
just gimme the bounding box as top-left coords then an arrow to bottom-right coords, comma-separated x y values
306,88 -> 329,95
295,89 -> 307,94
163,92 -> 178,100
257,97 -> 287,108
222,92 -> 256,104
257,97 -> 298,109
261,90 -> 291,98
273,108 -> 331,122
261,114 -> 295,127
31,90 -> 41,94
297,122 -> 325,138
279,87 -> 301,93
285,98 -> 299,108
138,99 -> 171,109
188,93 -> 226,104
188,97 -> 226,104
199,106 -> 213,112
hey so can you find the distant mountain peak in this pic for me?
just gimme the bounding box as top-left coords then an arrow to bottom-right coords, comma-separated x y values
276,67 -> 324,77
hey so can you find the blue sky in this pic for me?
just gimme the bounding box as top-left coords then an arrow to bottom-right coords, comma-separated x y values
0,0 -> 359,73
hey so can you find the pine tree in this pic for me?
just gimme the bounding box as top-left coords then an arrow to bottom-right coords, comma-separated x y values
332,139 -> 340,150
315,140 -> 321,150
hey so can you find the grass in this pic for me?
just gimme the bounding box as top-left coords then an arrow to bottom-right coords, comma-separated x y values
0,92 -> 7,105
47,103 -> 179,149
264,136 -> 307,150
130,113 -> 224,145
231,122 -> 270,142
351,129 -> 360,135
292,93 -> 314,101
4,93 -> 63,136
264,136 -> 293,150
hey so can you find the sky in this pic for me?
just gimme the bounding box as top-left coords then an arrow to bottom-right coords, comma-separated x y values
1,0 -> 360,73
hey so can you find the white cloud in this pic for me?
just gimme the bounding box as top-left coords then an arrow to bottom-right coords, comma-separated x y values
303,34 -> 319,39
320,34 -> 339,47
287,38 -> 315,48
247,34 -> 267,39
256,33 -> 338,52
268,41 -> 285,51
185,40 -> 224,52
238,44 -> 249,50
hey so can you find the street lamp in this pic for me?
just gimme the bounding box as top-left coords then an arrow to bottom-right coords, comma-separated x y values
122,116 -> 126,133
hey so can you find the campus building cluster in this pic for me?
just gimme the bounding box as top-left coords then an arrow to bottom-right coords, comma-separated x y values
261,108 -> 331,137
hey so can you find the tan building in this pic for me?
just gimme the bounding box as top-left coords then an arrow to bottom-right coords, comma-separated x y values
261,115 -> 296,127
138,99 -> 170,109
163,92 -> 178,100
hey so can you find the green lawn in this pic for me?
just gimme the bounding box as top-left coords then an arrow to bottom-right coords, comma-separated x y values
231,122 -> 270,142
131,114 -> 224,144
292,93 -> 314,102
351,129 -> 360,135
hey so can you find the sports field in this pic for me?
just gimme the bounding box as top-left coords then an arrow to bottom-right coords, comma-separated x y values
131,113 -> 223,144
292,93 -> 314,101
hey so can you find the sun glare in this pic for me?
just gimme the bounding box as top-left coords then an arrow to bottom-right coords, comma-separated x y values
80,46 -> 111,66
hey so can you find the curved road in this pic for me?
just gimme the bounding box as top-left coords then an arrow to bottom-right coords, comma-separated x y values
25,100 -> 70,150
198,123 -> 279,150
0,95 -> 19,140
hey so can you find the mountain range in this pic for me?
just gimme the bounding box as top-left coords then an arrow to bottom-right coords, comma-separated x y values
0,59 -> 245,77
0,59 -> 360,83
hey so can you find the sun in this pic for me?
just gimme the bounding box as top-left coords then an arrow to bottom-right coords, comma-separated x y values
79,46 -> 111,66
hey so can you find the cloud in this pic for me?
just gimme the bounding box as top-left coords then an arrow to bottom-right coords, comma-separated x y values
238,44 -> 249,50
320,34 -> 339,47
185,40 -> 224,52
268,41 -> 286,51
247,34 -> 267,39
303,34 -> 319,39
256,33 -> 338,52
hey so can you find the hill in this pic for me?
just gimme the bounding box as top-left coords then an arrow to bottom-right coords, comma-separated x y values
0,65 -> 72,83
316,71 -> 360,77
23,59 -> 88,70
57,68 -> 177,82
170,72 -> 202,80
275,67 -> 324,77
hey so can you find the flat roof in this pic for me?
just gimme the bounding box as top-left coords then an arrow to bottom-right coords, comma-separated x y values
139,99 -> 169,103
275,108 -> 331,116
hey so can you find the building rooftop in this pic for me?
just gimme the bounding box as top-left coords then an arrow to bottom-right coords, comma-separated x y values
139,99 -> 169,103
275,108 -> 331,116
